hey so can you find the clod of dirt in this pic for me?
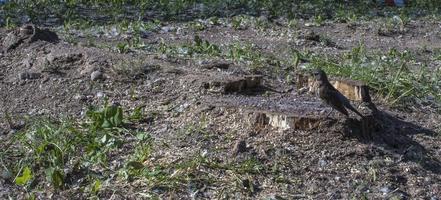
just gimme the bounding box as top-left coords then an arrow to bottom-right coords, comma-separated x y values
18,71 -> 41,80
21,57 -> 33,68
38,52 -> 83,73
2,32 -> 21,53
301,30 -> 320,42
377,27 -> 405,37
73,94 -> 87,102
90,70 -> 104,81
265,194 -> 286,200
1,24 -> 59,53
0,170 -> 12,182
199,60 -> 231,70
80,64 -> 95,76
232,139 -> 247,155
241,178 -> 259,193
46,52 -> 82,65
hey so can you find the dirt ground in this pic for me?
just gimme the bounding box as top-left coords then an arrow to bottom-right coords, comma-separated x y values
1,17 -> 441,199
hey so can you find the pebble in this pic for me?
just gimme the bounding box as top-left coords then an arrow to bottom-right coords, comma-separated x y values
90,70 -> 104,81
318,159 -> 327,167
176,102 -> 190,113
161,26 -> 174,33
380,186 -> 391,195
424,177 -> 431,182
96,91 -> 105,98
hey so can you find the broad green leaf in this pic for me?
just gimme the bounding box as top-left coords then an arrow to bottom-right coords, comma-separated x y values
16,167 -> 32,186
92,179 -> 101,194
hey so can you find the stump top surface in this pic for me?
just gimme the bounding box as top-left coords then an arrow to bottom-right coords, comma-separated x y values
203,94 -> 328,118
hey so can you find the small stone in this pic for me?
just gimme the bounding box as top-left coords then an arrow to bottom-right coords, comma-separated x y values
1,170 -> 13,181
73,94 -> 87,102
380,186 -> 391,195
22,57 -> 33,68
80,64 -> 98,76
176,102 -> 190,113
110,101 -> 121,107
46,53 -> 55,63
90,70 -> 104,81
96,91 -> 105,98
259,15 -> 268,22
161,26 -> 174,33
9,129 -> 17,134
232,140 -> 247,155
318,159 -> 327,167
424,177 -> 431,182
200,149 -> 208,157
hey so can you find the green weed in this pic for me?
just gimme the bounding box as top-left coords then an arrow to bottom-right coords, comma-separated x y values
1,0 -> 440,29
158,35 -> 221,58
0,102 -> 137,193
306,44 -> 441,107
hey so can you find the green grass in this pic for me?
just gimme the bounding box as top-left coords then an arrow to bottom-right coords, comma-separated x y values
1,0 -> 440,198
158,35 -> 221,58
2,0 -> 437,109
1,0 -> 440,28
0,101 -> 276,198
0,102 -> 142,195
155,31 -> 441,108
304,43 -> 441,107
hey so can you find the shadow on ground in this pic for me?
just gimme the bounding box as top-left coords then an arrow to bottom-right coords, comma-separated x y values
345,110 -> 440,174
